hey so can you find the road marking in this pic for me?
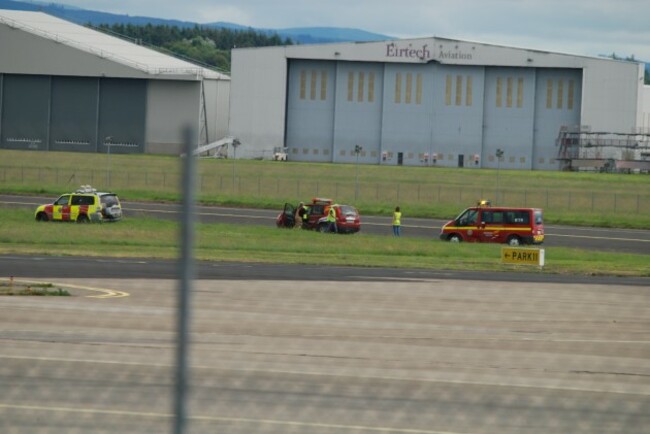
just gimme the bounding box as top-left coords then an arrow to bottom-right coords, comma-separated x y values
0,278 -> 129,298
0,403 -> 462,433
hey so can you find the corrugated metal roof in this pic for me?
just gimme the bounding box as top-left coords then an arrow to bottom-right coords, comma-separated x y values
0,10 -> 229,80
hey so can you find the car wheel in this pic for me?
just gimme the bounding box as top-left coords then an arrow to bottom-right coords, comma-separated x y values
36,212 -> 49,222
507,235 -> 521,246
448,234 -> 462,243
77,214 -> 89,223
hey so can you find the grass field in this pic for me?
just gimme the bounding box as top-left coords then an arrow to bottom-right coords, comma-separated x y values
0,208 -> 648,277
1,150 -> 649,229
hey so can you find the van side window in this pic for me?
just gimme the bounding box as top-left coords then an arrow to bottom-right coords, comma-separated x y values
506,211 -> 529,224
486,211 -> 504,224
459,209 -> 478,226
54,195 -> 70,206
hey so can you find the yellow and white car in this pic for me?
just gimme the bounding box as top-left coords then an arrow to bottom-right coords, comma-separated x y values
34,185 -> 122,223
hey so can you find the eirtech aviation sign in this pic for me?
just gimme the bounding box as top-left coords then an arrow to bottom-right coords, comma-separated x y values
501,247 -> 545,267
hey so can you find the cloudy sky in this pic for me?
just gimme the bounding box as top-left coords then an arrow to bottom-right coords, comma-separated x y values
55,0 -> 650,61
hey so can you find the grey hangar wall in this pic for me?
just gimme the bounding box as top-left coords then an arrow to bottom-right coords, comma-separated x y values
285,59 -> 582,170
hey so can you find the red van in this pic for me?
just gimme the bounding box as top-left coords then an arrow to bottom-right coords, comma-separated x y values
440,202 -> 544,246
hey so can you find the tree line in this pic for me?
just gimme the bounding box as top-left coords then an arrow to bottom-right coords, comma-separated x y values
93,23 -> 295,73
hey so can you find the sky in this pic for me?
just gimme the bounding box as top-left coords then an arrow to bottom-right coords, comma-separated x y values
53,0 -> 650,62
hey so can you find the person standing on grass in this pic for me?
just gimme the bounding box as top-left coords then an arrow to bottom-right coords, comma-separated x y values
392,206 -> 402,236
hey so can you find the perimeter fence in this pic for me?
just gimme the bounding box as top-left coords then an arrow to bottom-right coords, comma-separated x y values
1,164 -> 648,216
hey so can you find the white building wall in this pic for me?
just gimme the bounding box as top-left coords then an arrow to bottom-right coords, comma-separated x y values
145,80 -> 201,154
229,47 -> 288,159
642,85 -> 650,133
581,60 -> 644,133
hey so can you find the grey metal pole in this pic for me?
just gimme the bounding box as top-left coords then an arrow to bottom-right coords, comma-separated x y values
174,126 -> 197,434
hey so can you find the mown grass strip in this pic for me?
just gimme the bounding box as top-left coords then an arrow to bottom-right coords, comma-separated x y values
1,209 -> 648,277
1,150 -> 649,229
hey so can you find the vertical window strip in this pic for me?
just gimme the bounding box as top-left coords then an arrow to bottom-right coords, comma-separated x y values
320,70 -> 327,100
395,73 -> 402,103
405,73 -> 412,104
517,77 -> 523,108
368,72 -> 375,102
557,79 -> 564,109
416,74 -> 422,104
455,75 -> 462,106
347,71 -> 354,102
496,77 -> 502,108
546,79 -> 553,109
445,75 -> 452,106
300,70 -> 306,100
358,72 -> 365,102
568,79 -> 574,110
465,75 -> 472,106
506,77 -> 513,108
310,70 -> 317,100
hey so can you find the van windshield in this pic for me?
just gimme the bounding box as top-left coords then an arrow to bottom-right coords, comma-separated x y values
534,210 -> 543,225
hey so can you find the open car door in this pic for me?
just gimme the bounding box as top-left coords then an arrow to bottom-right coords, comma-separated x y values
279,202 -> 296,228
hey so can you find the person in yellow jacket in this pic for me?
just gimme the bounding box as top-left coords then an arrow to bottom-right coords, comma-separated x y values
326,205 -> 338,233
392,206 -> 401,236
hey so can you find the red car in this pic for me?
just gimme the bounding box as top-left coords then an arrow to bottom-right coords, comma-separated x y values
277,198 -> 361,234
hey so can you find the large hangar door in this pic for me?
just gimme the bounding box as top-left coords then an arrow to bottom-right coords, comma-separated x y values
51,77 -> 99,152
98,78 -> 146,154
0,75 -> 50,151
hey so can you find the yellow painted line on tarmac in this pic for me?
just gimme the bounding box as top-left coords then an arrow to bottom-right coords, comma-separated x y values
0,403 -> 462,433
0,278 -> 129,299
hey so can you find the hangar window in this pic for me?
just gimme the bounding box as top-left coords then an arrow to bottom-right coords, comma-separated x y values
445,75 -> 452,105
416,74 -> 422,104
568,80 -> 575,110
455,75 -> 462,106
520,157 -> 526,164
358,72 -> 365,101
557,80 -> 564,109
395,73 -> 402,103
538,157 -> 545,164
292,148 -> 298,154
313,149 -> 319,155
310,71 -> 317,100
303,148 -> 309,154
320,71 -> 327,100
496,77 -> 503,107
347,72 -> 354,101
517,77 -> 524,108
300,71 -> 306,99
546,80 -> 553,109
466,76 -> 472,106
506,77 -> 513,108
324,149 -> 330,156
405,73 -> 413,104
369,72 -> 375,102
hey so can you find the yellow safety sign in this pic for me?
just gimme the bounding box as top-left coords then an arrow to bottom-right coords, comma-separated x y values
501,247 -> 545,267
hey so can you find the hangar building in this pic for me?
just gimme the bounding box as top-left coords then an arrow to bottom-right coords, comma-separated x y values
0,10 -> 230,155
230,37 -> 648,170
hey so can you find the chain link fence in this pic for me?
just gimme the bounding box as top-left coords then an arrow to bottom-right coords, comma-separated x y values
1,165 -> 648,215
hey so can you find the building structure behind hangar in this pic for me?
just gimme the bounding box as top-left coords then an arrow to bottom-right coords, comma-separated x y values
230,37 -> 646,170
0,10 -> 230,155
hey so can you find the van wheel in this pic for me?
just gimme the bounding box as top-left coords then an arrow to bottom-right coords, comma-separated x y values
77,214 -> 89,223
507,235 -> 521,246
448,234 -> 462,243
36,212 -> 49,222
